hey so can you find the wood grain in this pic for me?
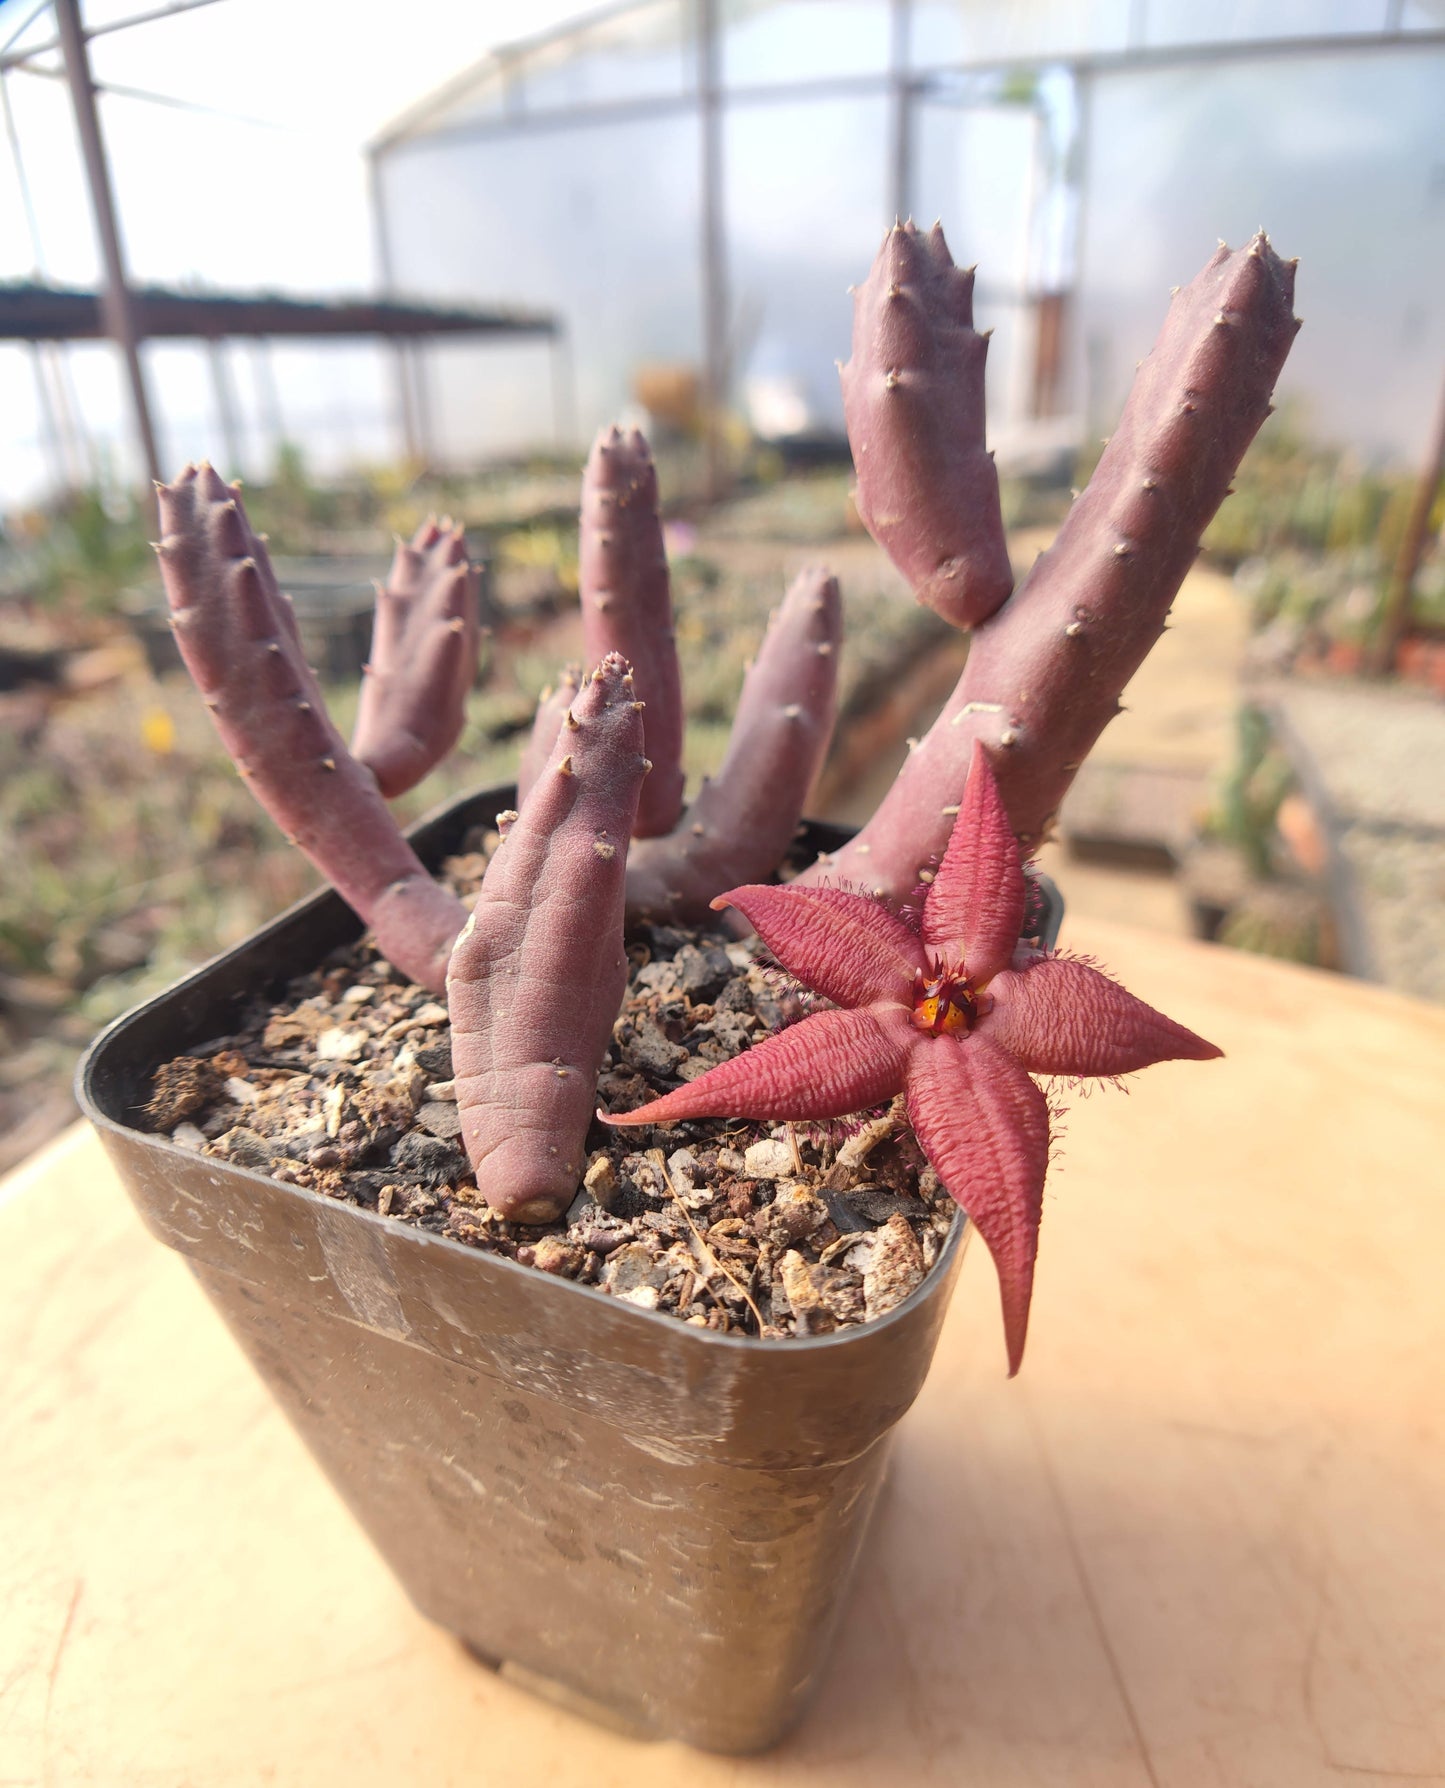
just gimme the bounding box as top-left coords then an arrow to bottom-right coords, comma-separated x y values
3,920 -> 1442,1786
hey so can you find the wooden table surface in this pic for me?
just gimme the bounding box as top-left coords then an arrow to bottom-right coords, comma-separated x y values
4,918 -> 1443,1787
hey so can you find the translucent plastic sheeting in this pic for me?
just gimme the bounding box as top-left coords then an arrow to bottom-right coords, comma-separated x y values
98,96 -> 374,295
511,0 -> 692,112
375,114 -> 701,462
723,94 -> 888,436
911,99 -> 1041,436
246,341 -> 394,477
911,0 -> 1132,69
1075,45 -> 1445,463
0,65 -> 96,288
911,101 -> 1038,293
0,343 -> 117,502
1136,0 -> 1402,47
401,63 -> 511,137
379,2 -> 690,144
720,0 -> 892,88
908,0 -> 1421,66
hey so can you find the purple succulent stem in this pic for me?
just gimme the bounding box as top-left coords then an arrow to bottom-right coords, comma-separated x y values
842,220 -> 1013,629
803,233 -> 1300,904
578,426 -> 685,837
154,464 -> 467,992
350,516 -> 483,799
448,653 -> 647,1223
626,566 -> 841,922
516,664 -> 581,805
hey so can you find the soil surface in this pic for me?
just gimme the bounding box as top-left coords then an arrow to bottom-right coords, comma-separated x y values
144,830 -> 955,1339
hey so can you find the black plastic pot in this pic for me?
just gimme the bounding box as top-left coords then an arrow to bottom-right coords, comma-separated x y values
77,789 -> 969,1753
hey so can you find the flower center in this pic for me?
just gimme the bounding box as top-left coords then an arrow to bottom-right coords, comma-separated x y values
911,966 -> 979,1037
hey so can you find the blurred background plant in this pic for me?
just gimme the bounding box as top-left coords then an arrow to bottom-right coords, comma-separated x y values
0,445 -> 967,1170
4,421 -> 1440,1171
2,0 -> 1442,1172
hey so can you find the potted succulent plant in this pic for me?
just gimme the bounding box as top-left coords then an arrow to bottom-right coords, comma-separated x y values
79,225 -> 1298,1751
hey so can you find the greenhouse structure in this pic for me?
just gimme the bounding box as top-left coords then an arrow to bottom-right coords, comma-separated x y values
369,0 -> 1445,479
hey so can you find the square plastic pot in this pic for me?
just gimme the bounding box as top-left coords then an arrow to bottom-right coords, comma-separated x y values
78,788 -> 968,1753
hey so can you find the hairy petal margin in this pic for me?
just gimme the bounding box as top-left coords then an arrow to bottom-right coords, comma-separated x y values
922,741 -> 1025,984
715,884 -> 925,1011
602,1004 -> 916,1128
905,1030 -> 1050,1376
982,955 -> 1222,1077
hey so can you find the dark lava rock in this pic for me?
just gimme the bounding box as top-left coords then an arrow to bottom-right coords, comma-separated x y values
620,1022 -> 687,1078
411,1040 -> 453,1080
392,1129 -> 468,1187
414,1100 -> 464,1142
674,944 -> 733,1003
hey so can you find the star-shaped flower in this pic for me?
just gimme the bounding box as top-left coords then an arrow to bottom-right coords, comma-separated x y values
603,742 -> 1221,1373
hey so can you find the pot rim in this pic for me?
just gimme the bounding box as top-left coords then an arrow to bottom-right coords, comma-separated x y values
76,785 -> 968,1360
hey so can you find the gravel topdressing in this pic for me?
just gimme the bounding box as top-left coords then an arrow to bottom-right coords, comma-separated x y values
144,834 -> 955,1339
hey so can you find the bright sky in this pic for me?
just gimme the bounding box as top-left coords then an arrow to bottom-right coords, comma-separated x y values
0,0 -> 595,498
1,0 -> 593,289
0,0 -> 593,293
3,1 -> 1442,502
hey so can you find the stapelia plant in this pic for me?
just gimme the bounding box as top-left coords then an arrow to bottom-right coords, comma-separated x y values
840,220 -> 1012,626
450,653 -> 646,1222
154,221 -> 1298,1364
804,223 -> 1300,898
605,741 -> 1220,1372
350,516 -> 483,799
710,219 -> 1292,1366
519,425 -> 843,920
154,475 -> 469,993
154,432 -> 839,1221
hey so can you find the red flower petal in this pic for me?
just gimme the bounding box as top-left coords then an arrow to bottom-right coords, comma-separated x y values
922,741 -> 1024,985
601,1004 -> 915,1127
982,956 -> 1223,1077
905,1031 -> 1050,1376
715,883 -> 925,1010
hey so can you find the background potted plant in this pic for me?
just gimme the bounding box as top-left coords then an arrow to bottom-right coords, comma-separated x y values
79,223 -> 1298,1751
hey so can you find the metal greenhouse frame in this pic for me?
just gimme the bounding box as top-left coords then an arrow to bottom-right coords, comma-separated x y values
368,0 -> 1445,491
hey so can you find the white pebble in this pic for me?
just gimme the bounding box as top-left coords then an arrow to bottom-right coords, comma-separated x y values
323,1084 -> 346,1138
743,1139 -> 794,1180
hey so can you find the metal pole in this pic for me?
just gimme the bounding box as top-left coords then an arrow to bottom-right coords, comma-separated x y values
366,147 -> 422,464
51,342 -> 98,483
411,341 -> 434,466
28,343 -> 71,491
1067,62 -> 1094,429
697,0 -> 728,502
252,340 -> 285,466
54,0 -> 162,487
1,66 -> 45,264
1005,104 -> 1043,433
888,0 -> 912,222
206,338 -> 243,475
3,68 -> 73,490
549,328 -> 577,452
